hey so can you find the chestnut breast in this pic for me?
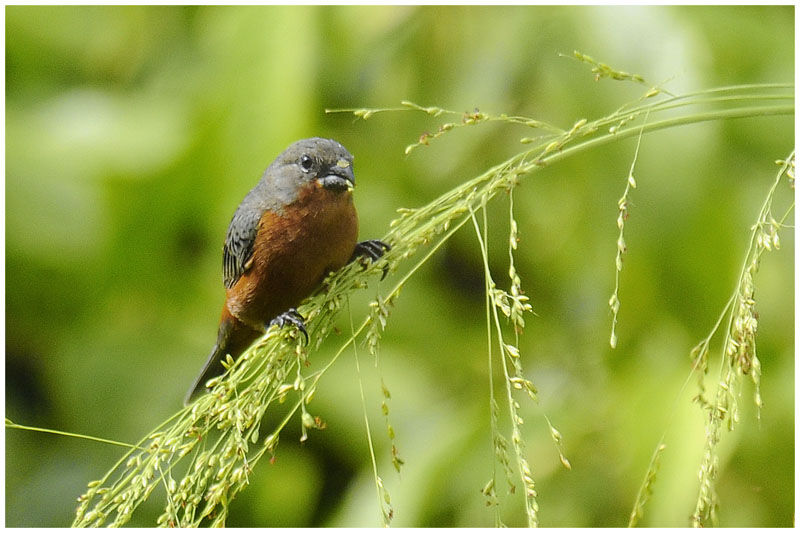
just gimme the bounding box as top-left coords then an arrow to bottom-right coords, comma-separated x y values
225,181 -> 358,330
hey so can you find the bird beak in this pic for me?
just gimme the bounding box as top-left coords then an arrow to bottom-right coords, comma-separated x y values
318,174 -> 353,192
318,159 -> 355,192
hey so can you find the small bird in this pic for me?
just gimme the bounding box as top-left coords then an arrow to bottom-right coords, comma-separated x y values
185,138 -> 389,404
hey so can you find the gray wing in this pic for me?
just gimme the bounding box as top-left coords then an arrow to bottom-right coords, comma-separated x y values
223,200 -> 264,289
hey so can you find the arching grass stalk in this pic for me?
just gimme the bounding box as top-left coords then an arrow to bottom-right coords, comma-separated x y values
470,199 -> 538,527
609,108 -> 650,349
480,203 -> 504,527
689,152 -> 794,527
627,152 -> 794,527
5,419 -> 139,450
346,295 -> 394,526
71,84 -> 791,526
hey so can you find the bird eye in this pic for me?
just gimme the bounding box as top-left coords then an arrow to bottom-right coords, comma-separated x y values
300,155 -> 313,172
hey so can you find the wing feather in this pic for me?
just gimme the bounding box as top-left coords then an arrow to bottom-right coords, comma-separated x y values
222,202 -> 263,289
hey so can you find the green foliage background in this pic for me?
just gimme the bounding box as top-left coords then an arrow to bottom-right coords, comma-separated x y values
5,5 -> 794,527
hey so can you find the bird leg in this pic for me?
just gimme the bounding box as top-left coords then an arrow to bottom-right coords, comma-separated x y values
268,308 -> 309,344
351,239 -> 392,279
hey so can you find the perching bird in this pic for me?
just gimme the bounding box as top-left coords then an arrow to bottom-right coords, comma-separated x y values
185,138 -> 389,404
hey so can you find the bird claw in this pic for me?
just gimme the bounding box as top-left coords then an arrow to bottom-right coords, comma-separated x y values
351,239 -> 392,280
269,308 -> 309,344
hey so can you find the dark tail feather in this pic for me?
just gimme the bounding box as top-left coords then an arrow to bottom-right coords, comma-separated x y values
184,308 -> 262,405
184,343 -> 226,405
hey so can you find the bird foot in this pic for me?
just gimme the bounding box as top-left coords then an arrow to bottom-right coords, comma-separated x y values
351,239 -> 392,279
269,308 -> 309,344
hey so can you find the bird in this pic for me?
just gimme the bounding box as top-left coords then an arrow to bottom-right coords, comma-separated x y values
185,137 -> 389,404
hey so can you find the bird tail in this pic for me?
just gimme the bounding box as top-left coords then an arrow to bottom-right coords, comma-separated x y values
184,306 -> 262,405
184,343 -> 226,405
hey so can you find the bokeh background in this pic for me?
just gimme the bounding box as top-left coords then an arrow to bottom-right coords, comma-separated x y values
5,5 -> 794,527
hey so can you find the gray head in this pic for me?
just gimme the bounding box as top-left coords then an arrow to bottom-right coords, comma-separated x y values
258,138 -> 355,205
